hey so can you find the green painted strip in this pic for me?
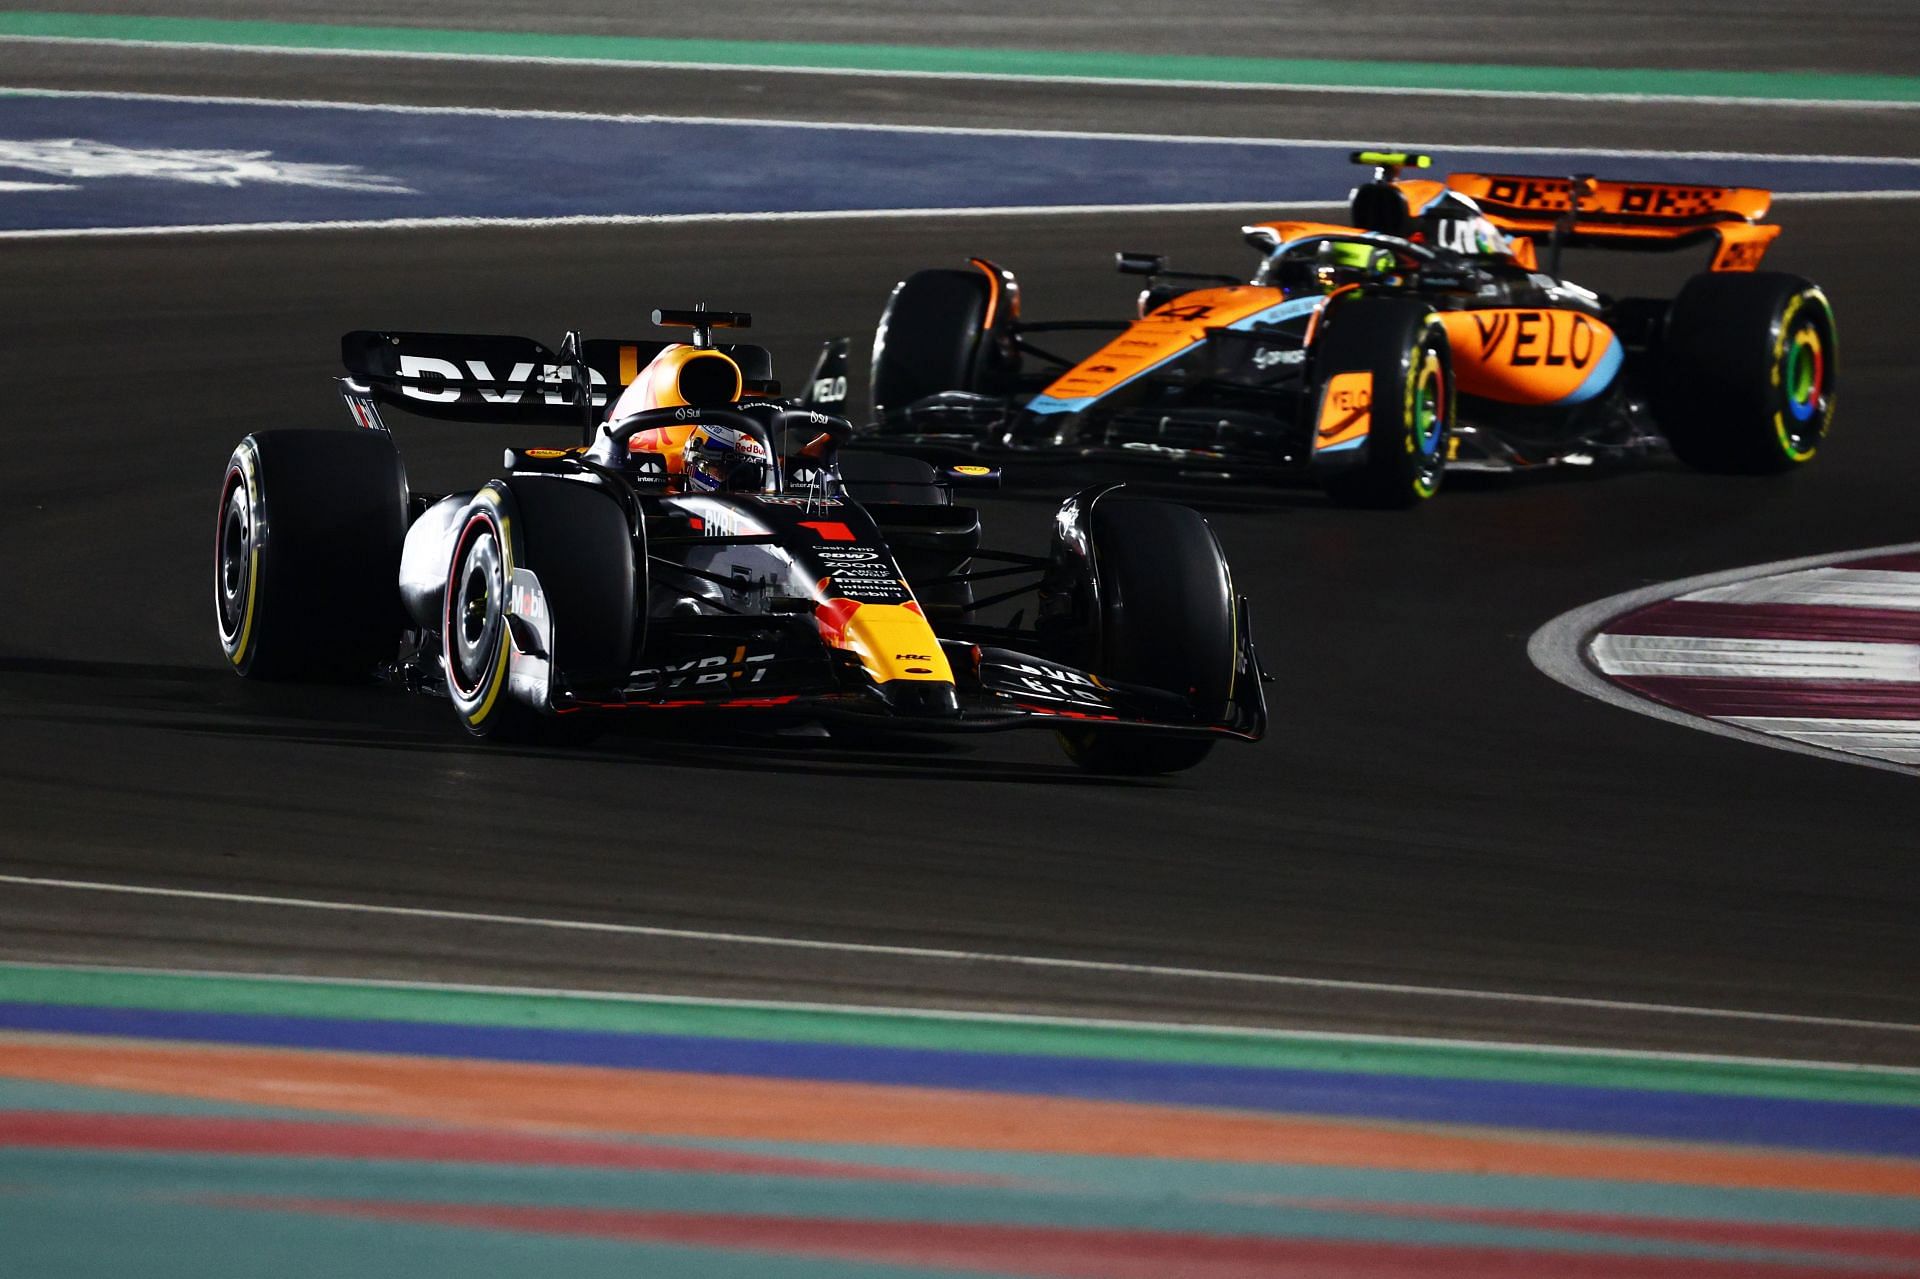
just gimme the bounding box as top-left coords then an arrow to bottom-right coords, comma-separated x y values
4,963 -> 1917,1108
0,12 -> 1916,105
7,1188 -> 950,1279
0,1151 -> 1845,1262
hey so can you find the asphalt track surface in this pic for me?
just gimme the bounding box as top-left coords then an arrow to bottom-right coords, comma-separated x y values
3,7 -> 1920,1068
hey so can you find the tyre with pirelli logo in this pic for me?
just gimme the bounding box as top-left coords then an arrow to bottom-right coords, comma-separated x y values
442,477 -> 634,741
1307,297 -> 1454,509
214,429 -> 408,680
1652,272 -> 1836,474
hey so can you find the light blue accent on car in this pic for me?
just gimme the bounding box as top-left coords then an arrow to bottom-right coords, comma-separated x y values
1558,337 -> 1624,404
1026,395 -> 1096,415
1315,436 -> 1366,454
1022,294 -> 1324,416
1224,294 -> 1325,331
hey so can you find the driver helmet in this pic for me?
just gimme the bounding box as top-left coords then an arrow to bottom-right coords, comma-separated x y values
1269,240 -> 1397,294
1423,192 -> 1512,256
683,420 -> 770,493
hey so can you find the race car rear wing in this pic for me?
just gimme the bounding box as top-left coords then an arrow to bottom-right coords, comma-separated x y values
1397,171 -> 1781,272
338,326 -> 778,440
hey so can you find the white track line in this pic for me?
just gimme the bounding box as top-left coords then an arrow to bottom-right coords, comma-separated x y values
1,191 -> 1911,243
0,200 -> 1346,241
3,36 -> 1918,111
1683,567 -> 1920,611
5,87 -> 1920,165
1590,634 -> 1920,682
9,959 -> 1917,1076
1529,541 -> 1920,779
3,872 -> 1917,1036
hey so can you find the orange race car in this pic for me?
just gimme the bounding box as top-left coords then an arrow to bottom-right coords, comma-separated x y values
860,152 -> 1837,508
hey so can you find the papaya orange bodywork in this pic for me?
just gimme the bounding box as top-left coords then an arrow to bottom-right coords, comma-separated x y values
1440,309 -> 1621,406
1039,286 -> 1295,403
1315,372 -> 1373,450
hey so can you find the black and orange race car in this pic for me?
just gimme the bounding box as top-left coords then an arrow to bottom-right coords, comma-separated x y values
863,152 -> 1837,507
213,310 -> 1266,774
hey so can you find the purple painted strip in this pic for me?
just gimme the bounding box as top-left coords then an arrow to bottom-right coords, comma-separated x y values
1608,676 -> 1920,720
1603,601 -> 1920,645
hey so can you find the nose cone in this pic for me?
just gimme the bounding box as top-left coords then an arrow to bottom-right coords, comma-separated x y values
875,679 -> 961,718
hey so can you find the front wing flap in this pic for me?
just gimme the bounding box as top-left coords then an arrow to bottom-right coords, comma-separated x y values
547,626 -> 1266,741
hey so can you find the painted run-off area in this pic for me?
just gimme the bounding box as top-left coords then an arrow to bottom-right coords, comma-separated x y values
1583,549 -> 1920,771
1,964 -> 1918,1276
1,91 -> 1916,238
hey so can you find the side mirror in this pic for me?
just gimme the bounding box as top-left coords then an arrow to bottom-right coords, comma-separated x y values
1116,252 -> 1167,277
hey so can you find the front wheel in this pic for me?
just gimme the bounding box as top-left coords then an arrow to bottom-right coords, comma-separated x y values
1309,297 -> 1453,509
443,478 -> 636,741
1655,272 -> 1836,474
870,264 -> 1016,423
1056,498 -> 1236,776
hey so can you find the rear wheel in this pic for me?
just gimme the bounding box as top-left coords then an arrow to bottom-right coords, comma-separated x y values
1057,499 -> 1235,776
870,267 -> 1005,422
215,429 -> 407,680
1656,272 -> 1836,474
1310,298 -> 1452,509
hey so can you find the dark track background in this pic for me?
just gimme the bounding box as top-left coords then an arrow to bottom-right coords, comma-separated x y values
2,6 -> 1918,1065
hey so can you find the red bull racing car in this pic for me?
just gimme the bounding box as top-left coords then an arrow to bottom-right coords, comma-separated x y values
213,310 -> 1266,774
863,152 -> 1837,507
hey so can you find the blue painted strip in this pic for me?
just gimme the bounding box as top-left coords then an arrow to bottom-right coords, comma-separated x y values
5,1001 -> 1918,1158
0,94 -> 1916,233
1558,336 -> 1626,404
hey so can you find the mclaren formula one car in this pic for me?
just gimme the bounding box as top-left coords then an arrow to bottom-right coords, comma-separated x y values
864,151 -> 1837,507
213,310 -> 1266,774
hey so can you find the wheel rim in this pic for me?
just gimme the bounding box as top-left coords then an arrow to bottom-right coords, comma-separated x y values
1410,346 -> 1447,497
449,522 -> 504,696
1776,307 -> 1832,460
1784,326 -> 1826,422
216,477 -> 252,646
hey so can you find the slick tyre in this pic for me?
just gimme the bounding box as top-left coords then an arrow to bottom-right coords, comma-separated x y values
444,478 -> 634,742
1655,272 -> 1836,474
215,429 -> 407,681
870,268 -> 997,422
1057,499 -> 1235,776
1310,298 -> 1453,510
